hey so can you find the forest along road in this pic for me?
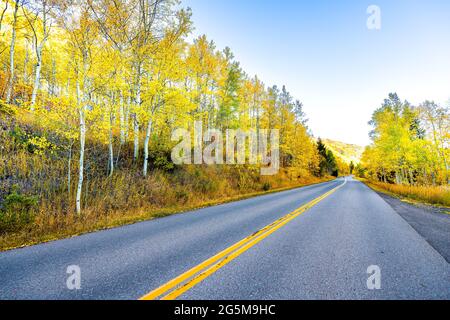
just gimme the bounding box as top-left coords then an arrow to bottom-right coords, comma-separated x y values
0,177 -> 449,300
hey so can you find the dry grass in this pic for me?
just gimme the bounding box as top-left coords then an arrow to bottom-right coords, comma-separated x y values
0,112 -> 331,251
364,180 -> 450,207
0,176 -> 330,251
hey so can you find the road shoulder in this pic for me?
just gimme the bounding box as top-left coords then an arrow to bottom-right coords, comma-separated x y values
375,191 -> 450,263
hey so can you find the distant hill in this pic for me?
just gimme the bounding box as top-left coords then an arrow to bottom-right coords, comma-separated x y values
323,139 -> 365,164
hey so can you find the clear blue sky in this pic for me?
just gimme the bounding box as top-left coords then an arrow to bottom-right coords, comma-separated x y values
182,0 -> 450,146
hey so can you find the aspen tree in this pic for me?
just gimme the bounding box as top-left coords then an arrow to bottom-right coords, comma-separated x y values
5,0 -> 22,103
23,0 -> 53,109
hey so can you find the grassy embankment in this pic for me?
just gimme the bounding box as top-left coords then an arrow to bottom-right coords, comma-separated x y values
361,179 -> 450,208
0,108 -> 332,251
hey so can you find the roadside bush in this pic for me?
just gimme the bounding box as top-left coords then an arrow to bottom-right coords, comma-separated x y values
148,138 -> 175,172
0,100 -> 16,116
9,126 -> 57,155
175,189 -> 189,203
0,185 -> 38,234
193,170 -> 220,194
262,182 -> 272,191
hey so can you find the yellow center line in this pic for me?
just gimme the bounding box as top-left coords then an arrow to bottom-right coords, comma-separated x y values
140,178 -> 347,301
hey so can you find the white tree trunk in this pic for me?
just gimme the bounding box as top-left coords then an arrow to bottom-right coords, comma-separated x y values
134,115 -> 139,161
119,92 -> 125,145
68,141 -> 73,196
76,105 -> 86,215
23,44 -> 29,84
143,119 -> 153,177
30,51 -> 42,109
125,95 -> 130,142
75,67 -> 88,215
133,70 -> 141,162
0,1 -> 8,32
5,1 -> 19,104
108,111 -> 114,177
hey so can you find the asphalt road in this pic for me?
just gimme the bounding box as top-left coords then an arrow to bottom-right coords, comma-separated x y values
0,177 -> 448,300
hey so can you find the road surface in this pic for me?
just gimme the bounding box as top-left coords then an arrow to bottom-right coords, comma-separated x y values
0,177 -> 449,300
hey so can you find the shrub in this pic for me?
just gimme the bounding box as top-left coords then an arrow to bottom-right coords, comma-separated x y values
262,182 -> 272,191
0,185 -> 38,234
9,127 -> 57,155
0,100 -> 16,116
148,138 -> 175,172
194,175 -> 219,194
175,189 -> 189,203
24,135 -> 57,155
9,126 -> 28,145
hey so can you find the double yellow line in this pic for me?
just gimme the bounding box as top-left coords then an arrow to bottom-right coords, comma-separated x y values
140,178 -> 347,300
